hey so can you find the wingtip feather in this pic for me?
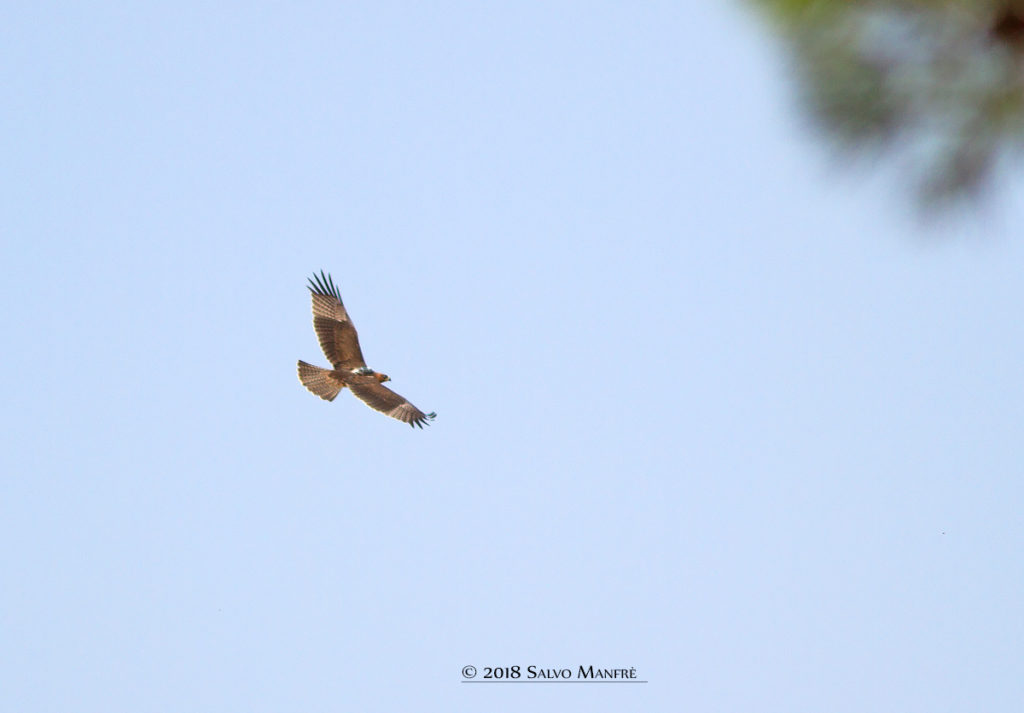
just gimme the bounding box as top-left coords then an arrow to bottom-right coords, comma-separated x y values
308,270 -> 342,302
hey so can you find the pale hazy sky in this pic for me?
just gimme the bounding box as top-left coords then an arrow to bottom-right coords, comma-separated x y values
2,3 -> 1022,712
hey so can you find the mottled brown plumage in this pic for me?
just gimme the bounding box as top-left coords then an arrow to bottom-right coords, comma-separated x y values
297,271 -> 436,428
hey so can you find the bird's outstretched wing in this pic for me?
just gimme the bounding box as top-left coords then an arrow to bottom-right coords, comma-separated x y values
308,270 -> 366,369
348,382 -> 436,428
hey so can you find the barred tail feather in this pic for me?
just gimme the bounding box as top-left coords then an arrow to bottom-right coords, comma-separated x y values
297,360 -> 344,401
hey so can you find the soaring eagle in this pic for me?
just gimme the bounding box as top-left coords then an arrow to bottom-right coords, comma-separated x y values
297,271 -> 436,428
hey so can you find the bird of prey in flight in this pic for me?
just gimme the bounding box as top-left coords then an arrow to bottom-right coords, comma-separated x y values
297,271 -> 436,428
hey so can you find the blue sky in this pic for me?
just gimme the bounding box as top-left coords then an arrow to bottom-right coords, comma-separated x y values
2,2 -> 1022,711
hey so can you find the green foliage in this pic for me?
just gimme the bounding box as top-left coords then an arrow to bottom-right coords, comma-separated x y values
751,0 -> 1024,206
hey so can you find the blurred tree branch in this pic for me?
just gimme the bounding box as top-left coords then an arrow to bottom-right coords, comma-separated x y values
751,0 -> 1024,207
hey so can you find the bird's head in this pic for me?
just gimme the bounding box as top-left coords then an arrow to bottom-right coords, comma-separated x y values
376,372 -> 390,383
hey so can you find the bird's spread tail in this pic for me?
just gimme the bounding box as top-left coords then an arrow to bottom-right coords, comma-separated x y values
297,360 -> 344,401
